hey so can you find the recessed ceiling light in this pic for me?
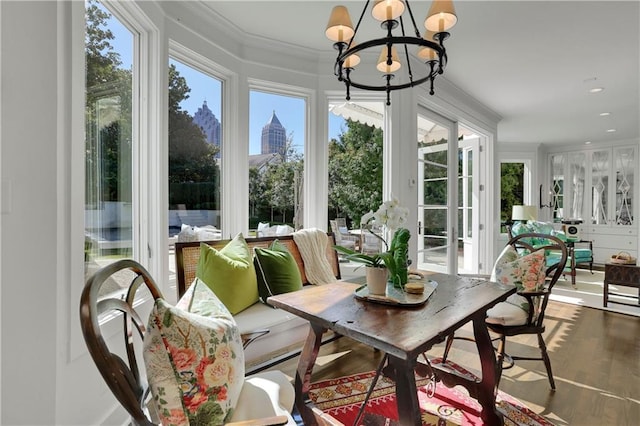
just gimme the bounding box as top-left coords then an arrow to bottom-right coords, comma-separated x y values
589,87 -> 604,93
599,112 -> 611,116
585,141 -> 592,145
606,129 -> 616,133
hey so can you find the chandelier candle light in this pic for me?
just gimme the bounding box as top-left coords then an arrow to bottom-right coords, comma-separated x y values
326,0 -> 457,105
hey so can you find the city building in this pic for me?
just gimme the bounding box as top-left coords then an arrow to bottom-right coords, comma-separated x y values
192,100 -> 221,156
261,110 -> 286,155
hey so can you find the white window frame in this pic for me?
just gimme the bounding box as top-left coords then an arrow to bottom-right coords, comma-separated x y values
70,0 -> 160,361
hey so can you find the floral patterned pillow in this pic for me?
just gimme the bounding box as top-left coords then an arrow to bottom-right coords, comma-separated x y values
143,278 -> 245,425
490,245 -> 546,314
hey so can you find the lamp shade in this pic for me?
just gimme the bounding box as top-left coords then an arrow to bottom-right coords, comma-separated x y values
326,6 -> 355,42
512,205 -> 538,221
372,0 -> 405,22
417,30 -> 438,61
343,44 -> 361,68
425,0 -> 457,32
377,46 -> 401,73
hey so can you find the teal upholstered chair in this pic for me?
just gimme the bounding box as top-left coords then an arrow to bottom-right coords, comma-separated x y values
511,221 -> 593,288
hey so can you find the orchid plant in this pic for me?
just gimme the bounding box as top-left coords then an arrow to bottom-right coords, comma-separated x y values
334,197 -> 411,287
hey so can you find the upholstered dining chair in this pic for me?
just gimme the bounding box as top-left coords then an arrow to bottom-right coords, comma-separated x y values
442,233 -> 568,390
80,259 -> 295,425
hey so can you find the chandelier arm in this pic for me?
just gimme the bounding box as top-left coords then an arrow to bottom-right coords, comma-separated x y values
338,36 -> 444,62
334,43 -> 345,81
348,75 -> 433,92
403,0 -> 423,38
428,61 -> 436,95
385,74 -> 392,106
350,0 -> 371,49
385,21 -> 393,66
399,17 -> 415,85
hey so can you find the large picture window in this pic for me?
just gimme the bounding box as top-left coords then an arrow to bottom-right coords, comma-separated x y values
248,90 -> 305,234
168,58 -> 222,240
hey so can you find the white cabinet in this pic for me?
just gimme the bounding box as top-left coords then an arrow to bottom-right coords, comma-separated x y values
548,145 -> 637,264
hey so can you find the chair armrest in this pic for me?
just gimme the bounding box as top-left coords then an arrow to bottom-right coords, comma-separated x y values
227,415 -> 289,426
241,329 -> 270,349
575,240 -> 593,250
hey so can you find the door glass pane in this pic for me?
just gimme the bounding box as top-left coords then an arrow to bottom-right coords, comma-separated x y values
551,154 -> 565,221
85,1 -> 134,296
417,114 -> 449,273
591,150 -> 609,225
568,153 -> 586,220
168,59 -> 222,242
614,147 -> 634,225
327,101 -> 384,233
249,90 -> 305,234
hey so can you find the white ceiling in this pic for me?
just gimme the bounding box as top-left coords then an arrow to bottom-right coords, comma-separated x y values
189,1 -> 639,146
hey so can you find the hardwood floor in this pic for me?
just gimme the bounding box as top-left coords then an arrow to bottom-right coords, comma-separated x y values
268,300 -> 640,425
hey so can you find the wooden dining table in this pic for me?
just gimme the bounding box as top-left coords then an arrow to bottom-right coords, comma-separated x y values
267,273 -> 516,426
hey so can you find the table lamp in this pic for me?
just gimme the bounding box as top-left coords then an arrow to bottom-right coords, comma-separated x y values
509,205 -> 538,237
512,205 -> 538,222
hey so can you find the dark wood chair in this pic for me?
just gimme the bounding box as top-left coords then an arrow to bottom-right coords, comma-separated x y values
80,259 -> 291,425
80,259 -> 161,426
442,233 -> 568,390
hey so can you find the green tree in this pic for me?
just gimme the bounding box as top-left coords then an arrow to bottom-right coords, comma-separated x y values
85,0 -> 132,204
260,134 -> 303,224
328,119 -> 383,227
167,64 -> 219,186
500,163 -> 525,223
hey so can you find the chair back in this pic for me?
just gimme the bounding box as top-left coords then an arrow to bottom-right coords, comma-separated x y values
507,232 -> 568,326
80,259 -> 162,426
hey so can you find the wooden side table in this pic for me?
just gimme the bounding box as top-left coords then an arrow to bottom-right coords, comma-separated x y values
603,263 -> 640,308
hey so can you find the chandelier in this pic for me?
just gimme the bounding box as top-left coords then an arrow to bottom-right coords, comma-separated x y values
326,0 -> 457,105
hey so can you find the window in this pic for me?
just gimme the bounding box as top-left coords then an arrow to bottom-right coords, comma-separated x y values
168,58 -> 222,239
84,0 -> 135,296
248,90 -> 305,233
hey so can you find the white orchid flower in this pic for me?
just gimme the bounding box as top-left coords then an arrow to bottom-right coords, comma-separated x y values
360,210 -> 375,225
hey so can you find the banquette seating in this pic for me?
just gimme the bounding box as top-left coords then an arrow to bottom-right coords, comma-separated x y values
174,232 -> 342,371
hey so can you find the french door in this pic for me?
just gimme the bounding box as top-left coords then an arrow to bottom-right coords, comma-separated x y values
416,109 -> 457,274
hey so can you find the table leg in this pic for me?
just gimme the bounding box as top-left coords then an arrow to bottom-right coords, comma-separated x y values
603,279 -> 609,307
472,313 -> 505,426
387,355 -> 421,426
295,323 -> 326,426
569,246 -> 577,288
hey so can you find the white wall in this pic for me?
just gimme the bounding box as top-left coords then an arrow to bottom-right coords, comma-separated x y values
2,1 -> 65,423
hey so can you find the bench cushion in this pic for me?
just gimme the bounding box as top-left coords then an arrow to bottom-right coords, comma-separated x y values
196,233 -> 259,314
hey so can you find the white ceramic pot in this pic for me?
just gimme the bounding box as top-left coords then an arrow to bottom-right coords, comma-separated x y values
365,266 -> 388,295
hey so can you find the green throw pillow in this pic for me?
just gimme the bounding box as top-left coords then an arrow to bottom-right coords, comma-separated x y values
254,239 -> 303,306
196,233 -> 259,314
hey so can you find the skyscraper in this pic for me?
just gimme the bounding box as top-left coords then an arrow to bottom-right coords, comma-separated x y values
261,110 -> 286,155
193,100 -> 221,156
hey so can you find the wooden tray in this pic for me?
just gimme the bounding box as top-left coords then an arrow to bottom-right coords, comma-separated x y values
354,278 -> 438,306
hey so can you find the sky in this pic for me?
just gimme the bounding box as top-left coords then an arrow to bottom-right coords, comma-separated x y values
103,5 -> 345,155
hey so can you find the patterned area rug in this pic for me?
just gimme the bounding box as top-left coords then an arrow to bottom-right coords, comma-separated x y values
308,361 -> 554,426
